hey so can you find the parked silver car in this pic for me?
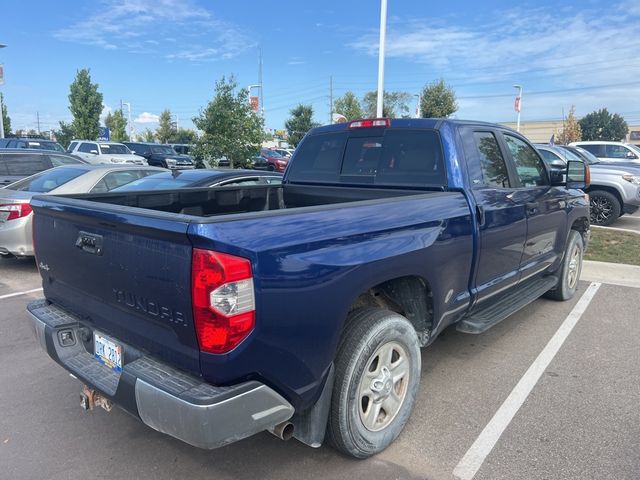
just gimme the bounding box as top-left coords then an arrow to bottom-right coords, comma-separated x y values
536,144 -> 640,225
0,165 -> 163,257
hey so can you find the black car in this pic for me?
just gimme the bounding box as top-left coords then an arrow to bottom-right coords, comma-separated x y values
0,149 -> 87,186
123,142 -> 195,170
0,138 -> 66,152
111,168 -> 282,191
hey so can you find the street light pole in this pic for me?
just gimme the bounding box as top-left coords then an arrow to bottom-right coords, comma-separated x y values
513,84 -> 523,132
414,93 -> 420,118
122,102 -> 132,141
0,43 -> 6,139
376,0 -> 387,118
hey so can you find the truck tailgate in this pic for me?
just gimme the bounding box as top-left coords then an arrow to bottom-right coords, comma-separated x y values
30,195 -> 200,374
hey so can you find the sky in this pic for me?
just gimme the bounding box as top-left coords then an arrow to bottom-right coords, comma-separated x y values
1,0 -> 640,135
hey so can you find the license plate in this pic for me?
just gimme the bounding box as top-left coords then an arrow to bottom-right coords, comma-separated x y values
94,333 -> 123,373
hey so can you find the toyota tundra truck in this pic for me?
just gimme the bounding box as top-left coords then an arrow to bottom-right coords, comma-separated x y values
27,118 -> 590,458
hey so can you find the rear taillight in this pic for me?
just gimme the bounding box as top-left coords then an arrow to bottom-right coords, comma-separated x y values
191,248 -> 255,354
0,203 -> 33,221
349,118 -> 390,129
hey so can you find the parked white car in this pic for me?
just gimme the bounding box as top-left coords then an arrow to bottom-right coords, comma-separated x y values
67,141 -> 148,165
569,141 -> 640,164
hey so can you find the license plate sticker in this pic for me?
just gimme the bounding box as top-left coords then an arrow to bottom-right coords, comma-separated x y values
94,333 -> 123,373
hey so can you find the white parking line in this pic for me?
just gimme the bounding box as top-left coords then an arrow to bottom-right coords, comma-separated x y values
0,287 -> 43,300
452,282 -> 602,480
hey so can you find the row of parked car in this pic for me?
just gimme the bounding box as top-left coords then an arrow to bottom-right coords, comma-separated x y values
533,141 -> 640,226
0,146 -> 283,257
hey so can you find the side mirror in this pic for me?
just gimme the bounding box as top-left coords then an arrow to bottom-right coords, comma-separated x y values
90,150 -> 98,155
626,150 -> 637,159
549,159 -> 566,170
566,160 -> 589,190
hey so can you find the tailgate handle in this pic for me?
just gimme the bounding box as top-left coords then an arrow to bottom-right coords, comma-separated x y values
75,231 -> 103,256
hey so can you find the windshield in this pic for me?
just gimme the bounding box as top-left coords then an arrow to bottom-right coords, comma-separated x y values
5,167 -> 86,192
263,149 -> 283,158
26,141 -> 65,152
100,144 -> 131,154
151,145 -> 177,155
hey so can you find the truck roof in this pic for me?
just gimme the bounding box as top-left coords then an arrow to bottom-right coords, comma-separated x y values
309,118 -> 519,136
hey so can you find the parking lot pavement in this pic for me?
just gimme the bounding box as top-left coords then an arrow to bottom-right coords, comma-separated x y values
1,261 -> 638,480
0,257 -> 41,297
613,210 -> 640,232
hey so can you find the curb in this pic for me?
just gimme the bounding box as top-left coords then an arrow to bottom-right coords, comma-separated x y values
592,225 -> 640,235
581,260 -> 640,289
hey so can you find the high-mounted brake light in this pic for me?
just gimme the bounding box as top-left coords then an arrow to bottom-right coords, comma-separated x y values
0,203 -> 33,222
192,249 -> 255,354
348,118 -> 391,129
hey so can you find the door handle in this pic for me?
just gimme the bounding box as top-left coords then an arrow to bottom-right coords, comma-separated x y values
526,202 -> 539,215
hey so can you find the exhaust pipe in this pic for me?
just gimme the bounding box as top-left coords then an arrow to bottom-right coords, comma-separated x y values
268,421 -> 294,441
80,384 -> 113,412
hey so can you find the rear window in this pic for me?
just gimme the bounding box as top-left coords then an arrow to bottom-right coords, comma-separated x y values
288,129 -> 446,187
5,167 -> 86,192
112,173 -> 199,191
3,154 -> 49,176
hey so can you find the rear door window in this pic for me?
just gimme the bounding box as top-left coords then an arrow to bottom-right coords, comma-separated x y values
4,154 -> 49,176
48,154 -> 83,167
90,170 -> 156,193
67,141 -> 78,153
473,131 -> 510,188
580,144 -> 605,157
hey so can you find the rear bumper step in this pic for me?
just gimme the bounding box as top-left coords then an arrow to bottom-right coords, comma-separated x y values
27,299 -> 294,449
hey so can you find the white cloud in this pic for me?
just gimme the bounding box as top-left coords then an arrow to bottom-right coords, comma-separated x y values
134,112 -> 160,124
54,0 -> 253,62
100,103 -> 113,122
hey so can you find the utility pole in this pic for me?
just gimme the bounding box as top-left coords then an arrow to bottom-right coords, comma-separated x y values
376,0 -> 388,118
122,102 -> 132,141
513,85 -> 523,132
36,111 -> 40,134
0,43 -> 7,139
329,75 -> 333,124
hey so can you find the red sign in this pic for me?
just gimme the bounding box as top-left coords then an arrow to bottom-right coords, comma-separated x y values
514,96 -> 521,113
250,96 -> 259,113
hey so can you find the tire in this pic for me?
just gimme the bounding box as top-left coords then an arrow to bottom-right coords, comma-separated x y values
267,165 -> 276,171
327,307 -> 421,458
545,230 -> 584,301
589,190 -> 621,226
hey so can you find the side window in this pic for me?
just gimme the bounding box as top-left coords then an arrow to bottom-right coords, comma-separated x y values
216,178 -> 261,187
67,141 -> 78,152
607,144 -> 636,159
49,154 -> 81,167
5,154 -> 49,175
473,131 -> 510,188
538,149 -> 561,164
503,134 -> 549,187
580,144 -> 605,157
90,170 -> 149,193
78,143 -> 97,153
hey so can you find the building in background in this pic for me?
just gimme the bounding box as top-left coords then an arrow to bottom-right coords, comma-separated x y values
500,120 -> 640,145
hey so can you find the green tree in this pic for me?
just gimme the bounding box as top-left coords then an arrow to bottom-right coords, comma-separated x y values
104,109 -> 128,142
155,109 -> 174,144
168,128 -> 197,144
1,93 -> 11,136
193,75 -> 264,168
333,91 -> 363,121
142,129 -> 156,142
362,91 -> 412,118
557,105 -> 582,144
285,104 -> 320,147
53,121 -> 75,149
68,69 -> 103,140
419,79 -> 458,118
579,108 -> 628,141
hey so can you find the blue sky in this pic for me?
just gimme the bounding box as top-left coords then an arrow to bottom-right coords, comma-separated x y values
2,0 -> 640,135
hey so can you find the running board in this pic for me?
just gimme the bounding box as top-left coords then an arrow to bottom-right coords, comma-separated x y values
457,275 -> 558,334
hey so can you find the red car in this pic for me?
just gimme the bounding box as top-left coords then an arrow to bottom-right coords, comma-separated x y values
260,148 -> 289,172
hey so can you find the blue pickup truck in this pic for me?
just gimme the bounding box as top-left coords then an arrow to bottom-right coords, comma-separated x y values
27,118 -> 589,458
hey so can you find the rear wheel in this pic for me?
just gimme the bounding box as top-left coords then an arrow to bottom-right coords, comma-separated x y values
267,165 -> 276,171
327,307 -> 421,458
589,190 -> 621,226
545,230 -> 584,301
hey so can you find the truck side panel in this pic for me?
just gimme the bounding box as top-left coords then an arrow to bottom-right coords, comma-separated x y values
187,192 -> 474,410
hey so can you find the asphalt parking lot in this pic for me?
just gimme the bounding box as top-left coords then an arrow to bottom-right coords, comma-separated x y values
612,210 -> 640,233
1,257 -> 638,480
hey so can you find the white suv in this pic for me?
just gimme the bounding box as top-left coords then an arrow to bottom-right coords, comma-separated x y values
68,141 -> 148,165
569,141 -> 640,164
